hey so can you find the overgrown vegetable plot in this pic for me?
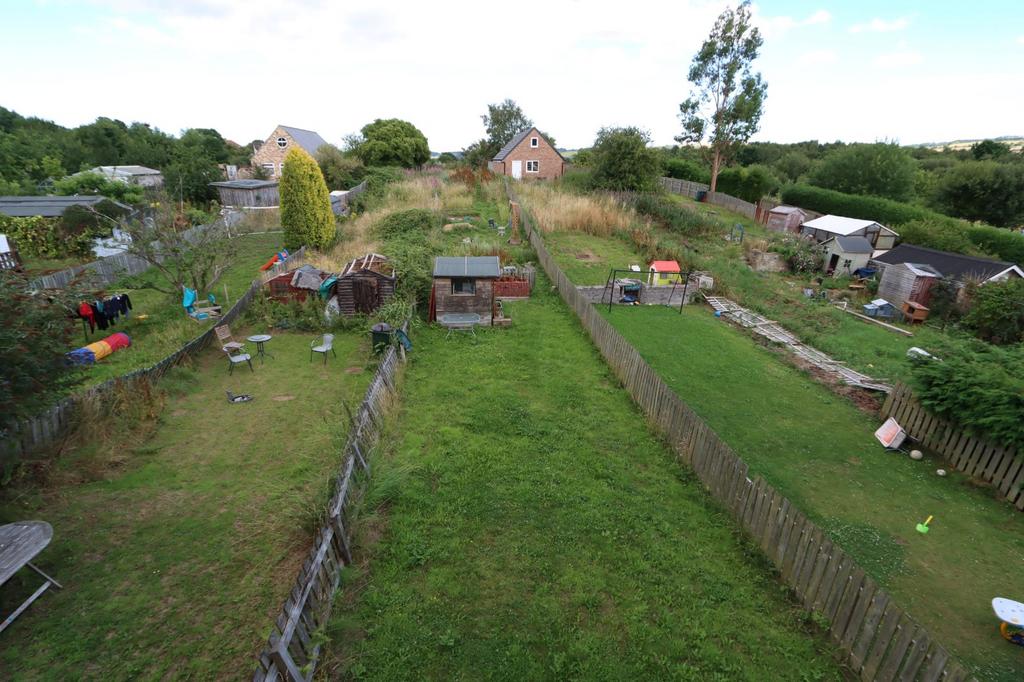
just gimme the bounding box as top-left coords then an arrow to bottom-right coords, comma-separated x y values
0,331 -> 371,678
319,284 -> 843,680
601,304 -> 1024,681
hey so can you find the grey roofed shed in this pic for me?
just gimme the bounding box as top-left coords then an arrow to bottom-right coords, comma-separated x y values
834,236 -> 874,254
433,256 -> 501,278
279,126 -> 329,155
209,179 -> 279,208
0,195 -> 132,218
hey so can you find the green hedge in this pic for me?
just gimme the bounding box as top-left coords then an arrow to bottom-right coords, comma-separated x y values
780,184 -> 1024,264
0,215 -> 95,258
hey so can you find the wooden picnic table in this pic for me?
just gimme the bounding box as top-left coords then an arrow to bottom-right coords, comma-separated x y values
0,521 -> 62,633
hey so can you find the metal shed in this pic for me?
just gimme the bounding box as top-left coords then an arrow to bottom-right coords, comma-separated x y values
801,215 -> 899,250
766,206 -> 806,234
209,179 -> 280,208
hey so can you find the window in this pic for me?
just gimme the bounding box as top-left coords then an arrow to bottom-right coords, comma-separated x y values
530,137 -> 539,148
276,136 -> 288,148
262,163 -> 276,176
526,160 -> 539,173
451,278 -> 476,295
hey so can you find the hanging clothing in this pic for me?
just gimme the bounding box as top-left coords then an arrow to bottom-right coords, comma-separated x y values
92,302 -> 108,330
78,302 -> 96,333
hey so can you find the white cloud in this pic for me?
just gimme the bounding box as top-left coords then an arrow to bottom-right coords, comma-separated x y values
796,49 -> 837,66
851,17 -> 910,34
756,8 -> 831,39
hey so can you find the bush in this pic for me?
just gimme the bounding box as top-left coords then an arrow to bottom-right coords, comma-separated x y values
662,158 -> 710,183
770,236 -> 821,273
376,209 -> 437,240
386,236 -> 434,306
280,147 -> 335,250
630,194 -> 724,238
780,183 -> 1024,263
960,278 -> 1024,345
910,342 -> 1024,450
715,164 -> 778,203
0,214 -> 96,259
589,126 -> 660,191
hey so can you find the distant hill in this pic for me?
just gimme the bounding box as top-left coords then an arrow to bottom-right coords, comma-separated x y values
911,136 -> 1024,152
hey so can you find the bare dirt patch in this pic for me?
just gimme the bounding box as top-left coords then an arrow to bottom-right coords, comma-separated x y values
345,367 -> 364,374
272,395 -> 296,402
575,250 -> 600,262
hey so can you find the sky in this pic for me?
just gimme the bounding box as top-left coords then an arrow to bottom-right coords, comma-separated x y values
2,0 -> 1023,152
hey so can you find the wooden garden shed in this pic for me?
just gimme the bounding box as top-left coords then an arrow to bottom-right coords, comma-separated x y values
766,206 -> 806,234
330,253 -> 396,316
877,262 -> 940,310
266,264 -> 331,303
430,256 -> 501,325
209,179 -> 280,208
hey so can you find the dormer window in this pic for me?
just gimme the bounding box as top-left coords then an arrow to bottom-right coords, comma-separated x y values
276,137 -> 288,148
530,137 -> 539,148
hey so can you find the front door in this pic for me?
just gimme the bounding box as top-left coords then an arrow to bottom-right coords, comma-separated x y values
353,278 -> 379,314
511,160 -> 522,179
827,254 -> 840,274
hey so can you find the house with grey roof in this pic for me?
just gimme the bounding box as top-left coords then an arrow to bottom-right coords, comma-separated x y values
250,125 -> 330,179
487,127 -> 564,180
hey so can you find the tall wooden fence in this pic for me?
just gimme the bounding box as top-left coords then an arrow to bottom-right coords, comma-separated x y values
882,383 -> 1024,511
510,183 -> 972,681
657,176 -> 761,220
254,322 -> 407,682
0,248 -> 306,464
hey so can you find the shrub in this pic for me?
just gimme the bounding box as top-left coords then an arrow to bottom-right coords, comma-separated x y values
770,236 -> 821,273
376,209 -> 437,240
386,236 -> 434,306
910,342 -> 1024,450
960,278 -> 1024,345
0,214 -> 98,259
715,164 -> 778,203
630,194 -> 724,238
662,158 -> 710,183
280,147 -> 335,250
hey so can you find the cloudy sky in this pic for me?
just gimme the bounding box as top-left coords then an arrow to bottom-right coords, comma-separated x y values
3,0 -> 1023,151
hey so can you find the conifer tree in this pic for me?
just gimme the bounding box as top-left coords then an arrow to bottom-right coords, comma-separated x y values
280,147 -> 335,250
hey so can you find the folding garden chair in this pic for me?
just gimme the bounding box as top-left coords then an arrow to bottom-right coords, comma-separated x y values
310,334 -> 337,365
215,324 -> 245,354
223,347 -> 253,374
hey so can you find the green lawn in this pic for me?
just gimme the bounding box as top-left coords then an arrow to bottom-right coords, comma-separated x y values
319,283 -> 844,680
543,230 -> 644,285
659,194 -> 974,383
0,329 -> 373,679
76,232 -> 283,387
601,304 -> 1024,681
21,255 -> 86,276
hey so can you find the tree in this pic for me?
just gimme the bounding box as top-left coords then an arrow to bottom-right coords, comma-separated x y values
961,278 -> 1024,345
773,151 -> 811,183
932,161 -> 1024,227
280,148 -> 335,250
53,171 -> 144,205
89,198 -> 238,296
482,99 -> 533,151
810,143 -> 917,202
315,144 -> 365,190
590,127 -> 660,191
971,139 -> 1011,161
715,164 -> 778,202
437,152 -> 457,165
676,1 -> 767,192
352,119 -> 429,168
164,145 -> 221,204
0,270 -> 85,424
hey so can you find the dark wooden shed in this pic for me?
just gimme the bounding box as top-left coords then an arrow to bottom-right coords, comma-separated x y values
209,179 -> 280,208
331,253 -> 396,316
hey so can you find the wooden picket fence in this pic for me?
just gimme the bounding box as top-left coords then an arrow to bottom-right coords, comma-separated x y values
254,323 -> 407,682
0,248 -> 306,463
882,383 -> 1024,511
511,182 -> 974,681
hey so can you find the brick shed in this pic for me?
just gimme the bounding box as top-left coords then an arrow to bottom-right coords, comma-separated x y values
430,256 -> 501,325
487,127 -> 565,180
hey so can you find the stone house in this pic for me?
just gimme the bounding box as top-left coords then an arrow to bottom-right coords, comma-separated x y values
250,125 -> 329,179
487,127 -> 565,180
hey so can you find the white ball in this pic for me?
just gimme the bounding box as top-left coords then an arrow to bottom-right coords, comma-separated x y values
910,450 -> 924,460
936,469 -> 947,477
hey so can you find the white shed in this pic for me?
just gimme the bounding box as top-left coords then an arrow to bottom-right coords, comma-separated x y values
801,215 -> 899,250
821,236 -> 874,276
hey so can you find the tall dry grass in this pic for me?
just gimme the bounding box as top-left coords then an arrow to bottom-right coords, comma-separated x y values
517,183 -> 635,236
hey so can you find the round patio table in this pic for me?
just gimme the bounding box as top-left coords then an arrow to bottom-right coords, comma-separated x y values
247,334 -> 273,363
